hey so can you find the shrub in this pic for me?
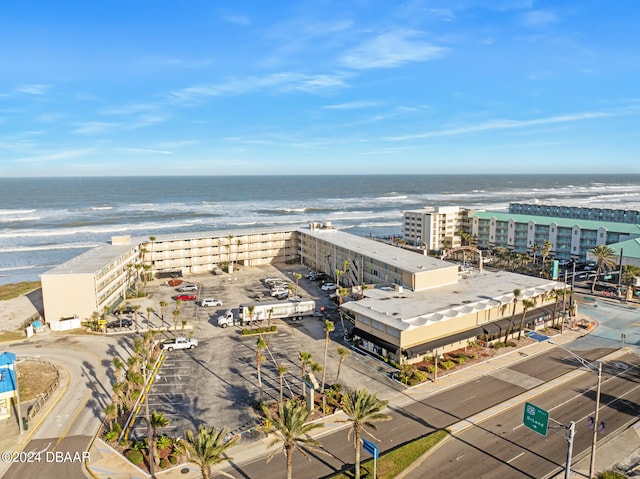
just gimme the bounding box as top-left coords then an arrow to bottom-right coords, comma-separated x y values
103,430 -> 119,443
506,341 -> 517,347
241,325 -> 277,335
169,453 -> 178,465
492,342 -> 505,349
157,435 -> 172,450
111,422 -> 122,433
426,365 -> 435,374
452,357 -> 466,365
456,353 -> 468,361
598,471 -> 627,479
440,360 -> 455,370
159,458 -> 169,469
126,449 -> 144,465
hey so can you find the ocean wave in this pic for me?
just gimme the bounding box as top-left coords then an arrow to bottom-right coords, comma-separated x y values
0,209 -> 37,216
0,264 -> 54,273
0,216 -> 42,223
90,206 -> 113,210
0,243 -> 98,253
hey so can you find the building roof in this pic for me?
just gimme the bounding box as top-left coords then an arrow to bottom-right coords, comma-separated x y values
0,352 -> 16,367
342,270 -> 558,332
300,226 -> 455,274
470,210 -> 640,234
608,237 -> 640,259
42,243 -> 137,276
0,367 -> 16,394
146,225 -> 296,243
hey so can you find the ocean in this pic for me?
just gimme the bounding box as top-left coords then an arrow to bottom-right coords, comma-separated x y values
1,174 -> 639,286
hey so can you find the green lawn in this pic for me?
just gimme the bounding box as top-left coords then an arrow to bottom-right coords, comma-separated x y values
329,429 -> 449,479
0,281 -> 41,301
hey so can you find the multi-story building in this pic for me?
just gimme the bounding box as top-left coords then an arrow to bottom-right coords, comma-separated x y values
403,206 -> 470,251
470,211 -> 640,260
509,203 -> 640,224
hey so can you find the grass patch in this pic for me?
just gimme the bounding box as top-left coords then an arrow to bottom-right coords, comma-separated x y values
0,281 -> 41,301
329,429 -> 449,479
0,330 -> 27,343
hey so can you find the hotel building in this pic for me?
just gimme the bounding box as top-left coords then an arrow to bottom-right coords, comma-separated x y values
509,203 -> 640,224
402,206 -> 471,250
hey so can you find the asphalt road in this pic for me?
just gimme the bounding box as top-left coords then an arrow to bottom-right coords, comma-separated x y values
405,351 -> 640,479
218,346 -> 632,479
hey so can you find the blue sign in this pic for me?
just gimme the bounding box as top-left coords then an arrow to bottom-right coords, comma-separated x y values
362,439 -> 379,459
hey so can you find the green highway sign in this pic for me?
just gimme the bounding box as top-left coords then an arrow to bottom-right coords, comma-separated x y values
523,402 -> 549,436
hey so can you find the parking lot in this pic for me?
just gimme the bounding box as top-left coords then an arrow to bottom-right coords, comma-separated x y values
123,263 -> 402,442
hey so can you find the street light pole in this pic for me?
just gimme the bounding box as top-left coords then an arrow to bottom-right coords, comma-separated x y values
589,362 -> 602,479
548,340 -> 602,479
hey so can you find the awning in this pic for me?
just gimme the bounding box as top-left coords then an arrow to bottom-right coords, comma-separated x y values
481,321 -> 501,336
404,326 -> 485,357
352,328 -> 400,354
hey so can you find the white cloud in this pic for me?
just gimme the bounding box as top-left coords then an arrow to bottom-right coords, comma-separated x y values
72,122 -> 119,135
15,84 -> 51,95
323,101 -> 381,110
169,72 -> 351,104
340,29 -> 446,69
388,111 -> 612,141
223,15 -> 250,26
521,10 -> 559,28
9,149 -> 92,163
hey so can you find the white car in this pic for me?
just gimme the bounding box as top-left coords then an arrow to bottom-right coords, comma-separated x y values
198,298 -> 223,307
321,283 -> 338,291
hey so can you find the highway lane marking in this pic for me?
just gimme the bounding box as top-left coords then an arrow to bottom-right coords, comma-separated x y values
53,390 -> 92,451
507,452 -> 525,463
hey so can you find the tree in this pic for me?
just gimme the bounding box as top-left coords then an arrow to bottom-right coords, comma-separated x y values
541,240 -> 552,265
146,306 -> 154,325
172,309 -> 181,334
175,424 -> 238,479
277,363 -> 288,404
132,305 -> 141,331
298,351 -> 312,378
159,301 -> 168,324
589,245 -> 617,293
150,411 -> 170,467
104,402 -> 117,432
260,399 -> 324,479
517,299 -> 535,340
267,308 -> 274,329
321,320 -> 335,391
335,269 -> 343,286
256,336 -> 269,403
341,390 -> 391,479
293,273 -> 302,297
343,260 -> 350,286
335,347 -> 351,383
504,289 -> 521,344
247,305 -> 256,326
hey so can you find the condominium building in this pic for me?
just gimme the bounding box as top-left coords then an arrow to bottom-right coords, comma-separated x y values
509,203 -> 640,224
403,206 -> 470,250
470,211 -> 640,260
299,222 -> 458,291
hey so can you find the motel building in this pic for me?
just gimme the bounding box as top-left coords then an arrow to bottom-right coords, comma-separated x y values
41,223 -> 561,358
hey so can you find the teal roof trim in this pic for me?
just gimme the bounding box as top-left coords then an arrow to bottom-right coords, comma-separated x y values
470,211 -> 640,234
608,238 -> 640,259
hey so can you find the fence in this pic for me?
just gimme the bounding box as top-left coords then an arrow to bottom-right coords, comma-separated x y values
17,357 -> 62,421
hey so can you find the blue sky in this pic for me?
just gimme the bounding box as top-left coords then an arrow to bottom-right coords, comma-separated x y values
1,0 -> 638,176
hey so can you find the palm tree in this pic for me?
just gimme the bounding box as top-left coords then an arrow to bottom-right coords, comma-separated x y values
256,336 -> 269,402
175,424 -> 238,479
247,305 -> 256,326
504,289 -> 521,344
146,306 -> 154,325
335,347 -> 351,383
335,269 -> 343,286
310,362 -> 323,377
104,402 -> 117,432
589,245 -> 617,293
293,273 -> 302,297
321,320 -> 335,391
159,301 -> 167,325
517,298 -> 535,340
260,399 -> 324,479
277,363 -> 288,404
341,389 -> 391,479
172,309 -> 181,334
267,308 -> 274,328
150,411 -> 170,467
541,240 -> 552,265
299,351 -> 312,378
343,260 -> 350,286
132,305 -> 141,331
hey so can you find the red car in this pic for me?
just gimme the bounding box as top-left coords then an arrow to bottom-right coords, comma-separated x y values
176,294 -> 197,301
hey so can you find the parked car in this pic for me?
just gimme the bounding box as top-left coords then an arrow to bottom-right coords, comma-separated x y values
198,298 -> 223,307
161,337 -> 199,351
270,288 -> 287,297
177,284 -> 198,292
107,318 -> 133,328
321,282 -> 338,291
176,294 -> 197,301
115,306 -> 135,315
